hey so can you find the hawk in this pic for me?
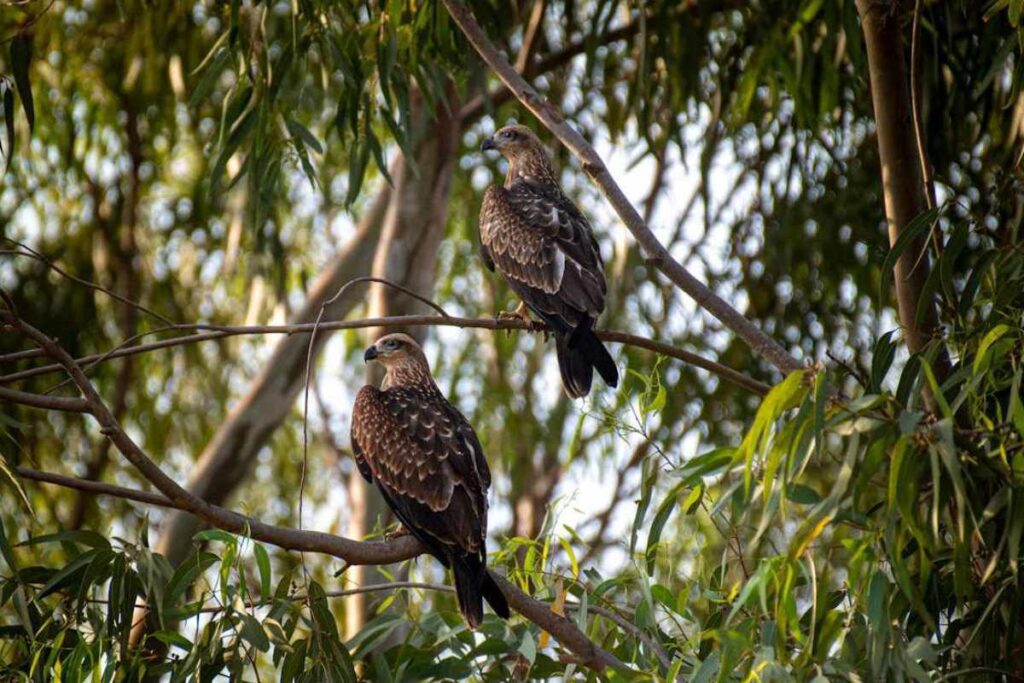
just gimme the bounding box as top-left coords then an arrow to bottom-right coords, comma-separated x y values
480,124 -> 619,398
350,333 -> 509,629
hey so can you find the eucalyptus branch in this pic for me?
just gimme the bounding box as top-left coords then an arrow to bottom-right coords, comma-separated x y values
0,315 -> 771,395
441,0 -> 801,376
15,462 -> 629,673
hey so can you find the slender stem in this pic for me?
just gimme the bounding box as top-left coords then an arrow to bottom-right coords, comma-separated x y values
0,386 -> 90,413
441,0 -> 800,376
0,315 -> 771,395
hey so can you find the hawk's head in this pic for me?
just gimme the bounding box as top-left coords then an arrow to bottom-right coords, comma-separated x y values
364,333 -> 434,388
363,333 -> 424,364
482,124 -> 554,184
481,124 -> 543,156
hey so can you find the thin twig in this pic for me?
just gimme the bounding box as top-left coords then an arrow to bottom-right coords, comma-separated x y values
909,0 -> 942,260
441,0 -> 800,376
1,241 -> 176,327
0,386 -> 90,413
0,315 -> 770,395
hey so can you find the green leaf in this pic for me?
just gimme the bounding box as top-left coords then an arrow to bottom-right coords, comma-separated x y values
17,530 -> 110,550
0,519 -> 19,576
152,629 -> 193,651
786,484 -> 821,505
10,34 -> 34,133
239,613 -> 270,652
0,450 -> 31,515
973,324 -> 1012,375
869,331 -> 896,392
645,480 -> 690,575
34,550 -> 97,601
738,370 -> 808,493
253,543 -> 272,602
290,114 -> 320,139
880,207 -> 939,305
939,221 -> 969,301
2,81 -> 14,173
193,529 -> 237,545
958,250 -> 997,318
164,551 -> 219,612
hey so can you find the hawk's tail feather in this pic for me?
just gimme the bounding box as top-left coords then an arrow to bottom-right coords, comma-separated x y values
452,552 -> 509,629
556,319 -> 618,398
452,554 -> 484,629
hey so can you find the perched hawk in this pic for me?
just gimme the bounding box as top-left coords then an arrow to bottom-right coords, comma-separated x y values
350,333 -> 509,629
480,124 -> 619,398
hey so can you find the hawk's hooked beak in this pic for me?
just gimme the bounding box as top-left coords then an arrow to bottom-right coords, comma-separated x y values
363,346 -> 379,362
481,137 -> 496,152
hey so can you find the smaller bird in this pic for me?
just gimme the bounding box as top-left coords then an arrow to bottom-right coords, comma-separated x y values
479,124 -> 618,398
350,333 -> 510,629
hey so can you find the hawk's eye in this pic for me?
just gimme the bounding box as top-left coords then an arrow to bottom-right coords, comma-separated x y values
501,130 -> 515,140
385,339 -> 401,350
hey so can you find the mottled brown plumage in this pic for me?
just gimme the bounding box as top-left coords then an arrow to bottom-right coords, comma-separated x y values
350,333 -> 509,628
480,124 -> 619,397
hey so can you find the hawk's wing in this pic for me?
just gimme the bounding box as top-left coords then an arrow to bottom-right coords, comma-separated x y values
351,385 -> 490,556
480,183 -> 607,327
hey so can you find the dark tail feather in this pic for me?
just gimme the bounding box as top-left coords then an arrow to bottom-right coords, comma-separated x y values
556,333 -> 593,398
555,319 -> 619,398
481,571 -> 510,620
452,554 -> 486,629
452,553 -> 509,629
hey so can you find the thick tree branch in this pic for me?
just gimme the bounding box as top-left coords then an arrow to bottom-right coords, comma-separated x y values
0,315 -> 770,395
442,0 -> 802,376
855,0 -> 950,392
13,469 -> 626,673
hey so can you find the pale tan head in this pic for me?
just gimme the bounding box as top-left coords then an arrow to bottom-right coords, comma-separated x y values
363,333 -> 433,387
481,124 -> 556,185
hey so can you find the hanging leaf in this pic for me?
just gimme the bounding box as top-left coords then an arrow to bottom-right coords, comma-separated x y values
10,33 -> 34,133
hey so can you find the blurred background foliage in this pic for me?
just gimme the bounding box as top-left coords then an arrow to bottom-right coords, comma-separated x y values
1,0 -> 1023,679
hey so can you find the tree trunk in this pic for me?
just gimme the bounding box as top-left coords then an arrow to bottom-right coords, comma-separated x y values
344,89 -> 460,637
856,0 -> 950,396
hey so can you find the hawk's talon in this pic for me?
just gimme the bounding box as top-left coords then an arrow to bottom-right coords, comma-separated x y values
497,302 -> 533,336
385,524 -> 411,541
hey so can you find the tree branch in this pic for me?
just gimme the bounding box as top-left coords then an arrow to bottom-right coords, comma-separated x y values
13,469 -> 627,673
0,315 -> 770,395
855,0 -> 951,407
441,0 -> 801,376
0,386 -> 90,413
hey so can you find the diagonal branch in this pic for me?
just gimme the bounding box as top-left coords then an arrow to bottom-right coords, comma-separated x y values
14,471 -> 626,672
441,0 -> 802,376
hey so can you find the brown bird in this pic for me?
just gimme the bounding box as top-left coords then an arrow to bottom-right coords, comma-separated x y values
350,333 -> 509,628
479,124 -> 618,398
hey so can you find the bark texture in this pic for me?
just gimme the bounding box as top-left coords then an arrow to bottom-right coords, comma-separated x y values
856,0 -> 948,377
